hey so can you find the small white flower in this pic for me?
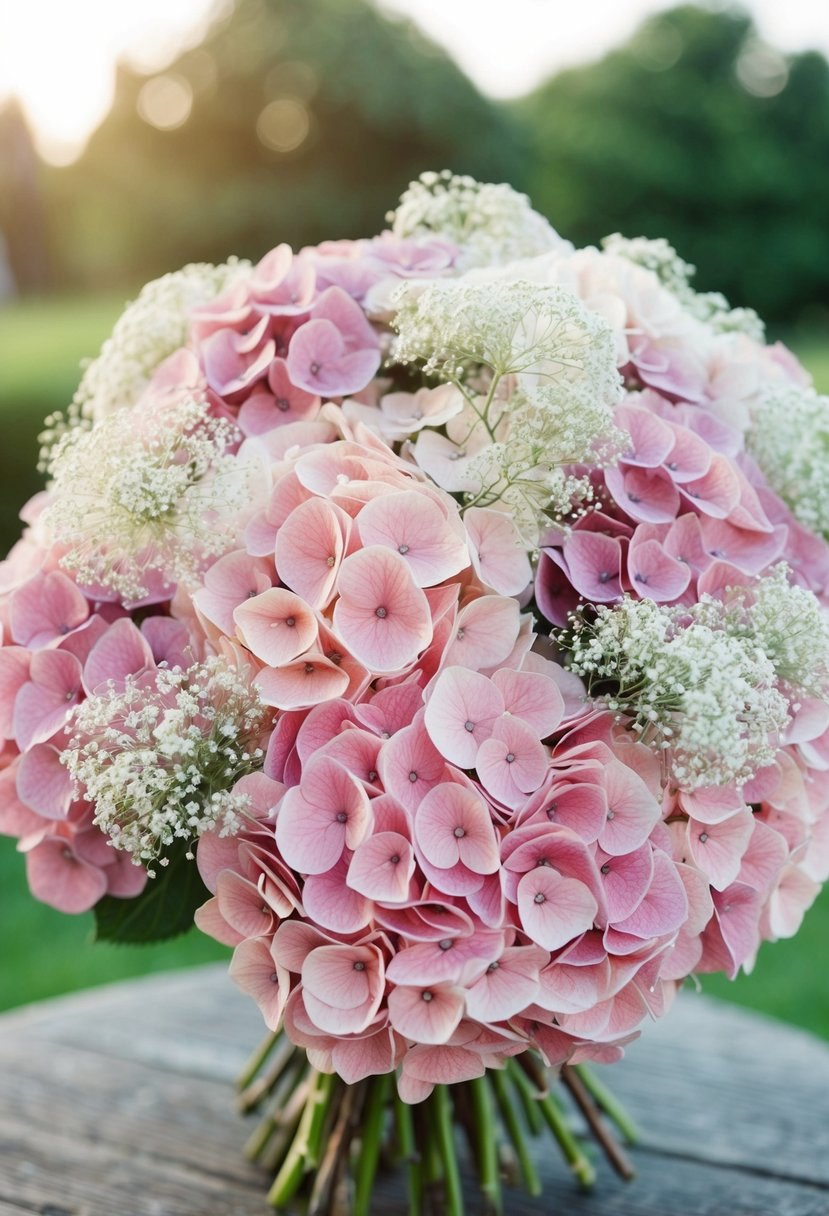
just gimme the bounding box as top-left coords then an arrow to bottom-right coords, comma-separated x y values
747,386 -> 829,540
388,170 -> 568,269
63,657 -> 269,870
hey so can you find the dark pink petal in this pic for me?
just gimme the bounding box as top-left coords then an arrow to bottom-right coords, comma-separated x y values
564,531 -> 623,602
596,844 -> 654,924
627,538 -> 690,602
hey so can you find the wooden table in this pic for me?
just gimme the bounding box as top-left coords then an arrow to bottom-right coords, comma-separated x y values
1,966 -> 828,1215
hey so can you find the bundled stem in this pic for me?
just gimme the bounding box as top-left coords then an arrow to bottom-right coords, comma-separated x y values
237,1035 -> 638,1213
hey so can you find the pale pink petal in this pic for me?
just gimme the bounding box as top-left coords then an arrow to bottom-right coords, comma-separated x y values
357,490 -> 468,588
387,984 -> 465,1044
688,810 -> 755,892
229,937 -> 290,1031
415,783 -> 500,874
255,653 -> 350,710
476,716 -> 548,809
234,587 -> 318,666
627,538 -> 690,602
424,667 -> 505,767
377,716 -> 447,813
347,831 -> 415,902
597,760 -> 661,855
16,744 -> 72,820
464,945 -> 547,1022
275,497 -> 349,609
333,547 -> 432,673
492,667 -> 564,737
302,858 -> 373,934
10,571 -> 89,648
464,508 -> 531,595
275,755 -> 371,873
517,868 -> 598,951
611,850 -> 688,939
441,596 -> 521,671
25,837 -> 107,914
83,619 -> 154,694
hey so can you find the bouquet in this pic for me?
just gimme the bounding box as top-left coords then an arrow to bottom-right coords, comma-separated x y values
3,171 -> 828,1214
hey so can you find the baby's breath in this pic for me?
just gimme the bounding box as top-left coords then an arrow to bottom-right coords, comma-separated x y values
388,170 -> 564,269
565,597 -> 788,790
63,657 -> 269,872
43,396 -> 246,601
38,259 -> 250,467
747,386 -> 829,540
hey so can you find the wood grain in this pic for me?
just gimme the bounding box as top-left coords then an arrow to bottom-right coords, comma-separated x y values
0,965 -> 827,1215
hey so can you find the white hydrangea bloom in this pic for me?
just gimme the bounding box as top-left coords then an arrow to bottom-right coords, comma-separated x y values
388,170 -> 568,269
602,232 -> 764,342
63,657 -> 269,872
44,395 -> 249,601
747,386 -> 829,540
567,596 -> 789,790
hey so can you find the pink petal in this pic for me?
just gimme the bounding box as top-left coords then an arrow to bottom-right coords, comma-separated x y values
387,984 -> 465,1044
83,619 -> 154,694
596,844 -> 654,923
415,784 -> 500,874
464,508 -> 531,596
604,465 -> 680,525
333,547 -> 432,673
229,938 -> 289,1031
347,831 -> 415,902
597,760 -> 661,855
616,405 -> 675,467
275,497 -> 349,608
10,571 -> 89,648
424,666 -> 504,767
611,850 -> 688,939
0,647 -> 30,739
464,945 -> 547,1022
377,716 -> 447,813
476,716 -> 548,809
687,810 -> 754,892
441,596 -> 521,670
275,755 -> 371,873
234,587 -> 318,666
517,868 -> 598,951
679,453 -> 740,519
302,858 -> 373,934
564,531 -> 623,602
627,538 -> 690,602
491,667 -> 564,738
25,837 -> 108,913
255,653 -> 350,710
16,743 -> 72,820
357,491 -> 468,588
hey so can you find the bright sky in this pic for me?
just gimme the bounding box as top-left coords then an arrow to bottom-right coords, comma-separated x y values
1,0 -> 828,163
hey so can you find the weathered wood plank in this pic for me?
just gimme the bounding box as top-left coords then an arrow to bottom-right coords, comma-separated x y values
1,966 -> 828,1214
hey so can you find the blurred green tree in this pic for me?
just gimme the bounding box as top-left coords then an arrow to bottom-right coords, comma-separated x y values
519,4 -> 829,323
47,0 -> 526,289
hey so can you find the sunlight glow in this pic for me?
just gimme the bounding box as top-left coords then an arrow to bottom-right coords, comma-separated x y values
0,0 -> 218,163
0,0 -> 828,164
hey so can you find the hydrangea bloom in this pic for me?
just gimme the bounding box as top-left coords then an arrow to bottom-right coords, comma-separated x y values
3,171 -> 829,1212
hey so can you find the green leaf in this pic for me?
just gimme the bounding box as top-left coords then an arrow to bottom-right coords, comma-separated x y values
93,844 -> 210,945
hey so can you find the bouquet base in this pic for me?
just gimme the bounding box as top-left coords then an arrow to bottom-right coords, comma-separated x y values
238,1033 -> 637,1214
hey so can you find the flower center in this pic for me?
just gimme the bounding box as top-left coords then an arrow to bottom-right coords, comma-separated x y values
375,606 -> 388,619
453,826 -> 466,838
464,720 -> 475,732
336,811 -> 348,823
353,961 -> 366,972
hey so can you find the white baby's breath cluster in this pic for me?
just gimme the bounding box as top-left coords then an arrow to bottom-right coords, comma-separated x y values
694,565 -> 829,701
44,396 -> 246,601
602,231 -> 764,341
388,170 -> 565,269
747,386 -> 829,540
394,277 -> 623,537
63,657 -> 269,871
38,260 -> 250,468
566,596 -> 789,790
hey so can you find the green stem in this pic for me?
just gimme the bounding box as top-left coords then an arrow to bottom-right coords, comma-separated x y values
394,1093 -> 423,1216
236,1029 -> 281,1093
353,1073 -> 392,1216
470,1076 -> 502,1215
575,1064 -> 640,1144
505,1059 -> 542,1135
536,1091 -> 596,1188
433,1086 -> 464,1216
267,1069 -> 333,1208
490,1069 -> 542,1197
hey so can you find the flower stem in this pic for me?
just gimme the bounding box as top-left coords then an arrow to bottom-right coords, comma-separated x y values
236,1029 -> 280,1094
470,1075 -> 502,1215
394,1093 -> 423,1216
433,1085 -> 464,1216
267,1069 -> 333,1207
505,1058 -> 542,1134
353,1073 -> 392,1216
575,1064 -> 640,1144
536,1090 -> 596,1188
561,1066 -> 635,1181
490,1068 -> 542,1196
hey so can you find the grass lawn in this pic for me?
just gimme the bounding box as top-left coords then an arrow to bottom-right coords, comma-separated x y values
0,293 -> 828,1039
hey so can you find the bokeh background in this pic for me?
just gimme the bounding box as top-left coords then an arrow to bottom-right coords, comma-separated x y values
1,0 -> 827,1035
